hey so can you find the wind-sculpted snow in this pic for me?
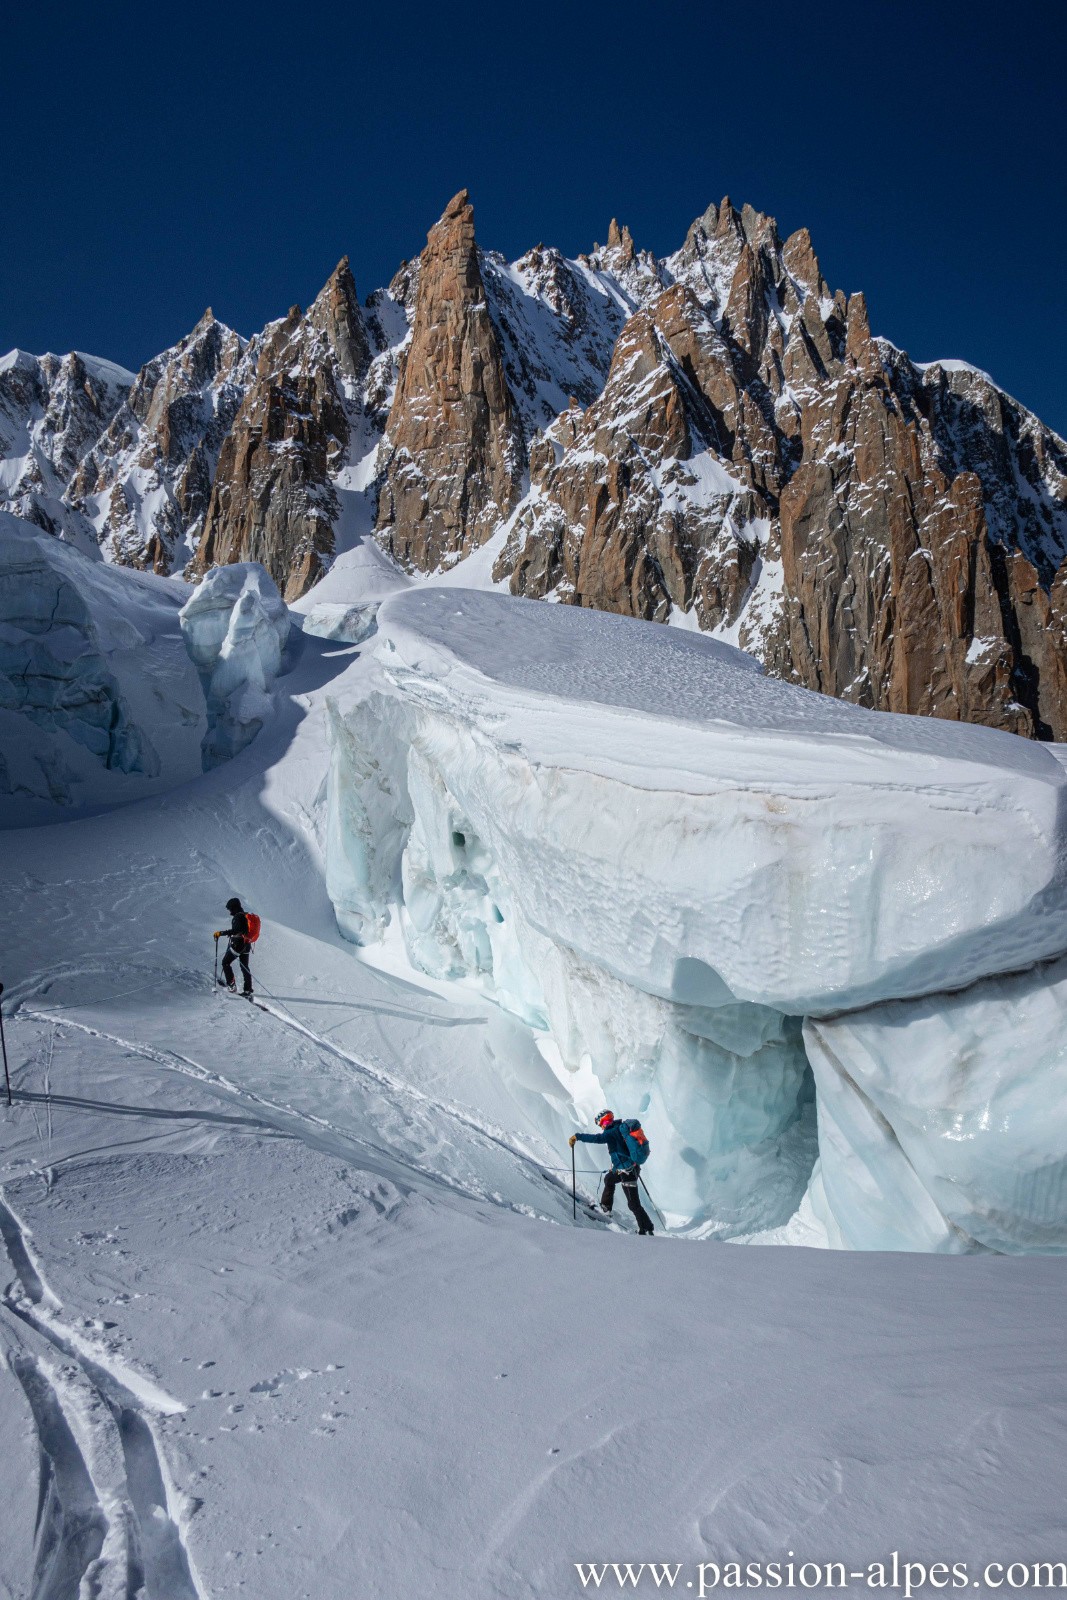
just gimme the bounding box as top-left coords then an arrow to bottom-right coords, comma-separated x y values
0,512 -> 204,822
325,589 -> 1067,1243
179,562 -> 290,769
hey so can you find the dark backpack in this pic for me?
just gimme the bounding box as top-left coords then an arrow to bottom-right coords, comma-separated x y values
620,1118 -> 650,1166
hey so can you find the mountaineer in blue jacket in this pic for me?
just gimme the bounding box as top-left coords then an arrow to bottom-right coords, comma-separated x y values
570,1109 -> 655,1235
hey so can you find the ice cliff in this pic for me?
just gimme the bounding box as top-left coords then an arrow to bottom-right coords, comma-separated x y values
325,589 -> 1067,1250
0,511 -> 204,822
179,563 -> 290,769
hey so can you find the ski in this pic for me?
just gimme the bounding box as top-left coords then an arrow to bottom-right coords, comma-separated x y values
216,983 -> 258,1003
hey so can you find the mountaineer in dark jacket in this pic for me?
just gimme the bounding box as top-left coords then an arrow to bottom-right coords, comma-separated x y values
570,1109 -> 654,1235
215,897 -> 254,996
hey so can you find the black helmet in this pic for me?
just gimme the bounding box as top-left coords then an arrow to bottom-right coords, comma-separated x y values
225,897 -> 242,913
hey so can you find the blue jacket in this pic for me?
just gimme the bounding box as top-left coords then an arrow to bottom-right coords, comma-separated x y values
576,1120 -> 638,1172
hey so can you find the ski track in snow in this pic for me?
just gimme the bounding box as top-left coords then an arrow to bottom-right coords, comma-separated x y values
0,970 -> 612,1597
0,1186 -> 204,1600
13,975 -> 609,1231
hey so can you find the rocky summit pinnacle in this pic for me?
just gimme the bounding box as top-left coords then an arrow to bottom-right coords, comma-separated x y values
443,187 -> 471,220
374,190 -> 525,572
4,190 -> 1067,737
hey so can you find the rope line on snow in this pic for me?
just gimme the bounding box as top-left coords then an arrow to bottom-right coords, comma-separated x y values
248,978 -> 306,1028
250,981 -> 621,1188
540,1165 -> 610,1175
18,978 -> 163,1013
207,976 -> 608,1223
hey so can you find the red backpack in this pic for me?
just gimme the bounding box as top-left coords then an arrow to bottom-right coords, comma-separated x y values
244,911 -> 262,944
620,1118 -> 650,1165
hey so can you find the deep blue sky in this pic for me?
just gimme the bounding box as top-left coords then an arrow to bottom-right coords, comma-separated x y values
4,0 -> 1065,433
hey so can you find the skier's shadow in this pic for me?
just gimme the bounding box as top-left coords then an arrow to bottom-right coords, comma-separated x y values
11,1089 -> 272,1131
265,995 -> 486,1030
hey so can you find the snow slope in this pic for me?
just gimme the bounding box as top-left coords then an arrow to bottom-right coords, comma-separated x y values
1,612 -> 1065,1596
2,548 -> 1067,1592
2,1030 -> 1065,1600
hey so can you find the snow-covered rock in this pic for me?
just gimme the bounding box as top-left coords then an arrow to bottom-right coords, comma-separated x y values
301,599 -> 379,644
480,241 -> 632,437
67,310 -> 250,573
190,260 -> 380,599
0,347 -> 133,545
0,510 -> 204,821
179,562 -> 290,768
324,589 -> 1067,1239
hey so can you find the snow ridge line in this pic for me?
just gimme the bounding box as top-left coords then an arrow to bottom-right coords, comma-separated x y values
0,1189 -> 205,1600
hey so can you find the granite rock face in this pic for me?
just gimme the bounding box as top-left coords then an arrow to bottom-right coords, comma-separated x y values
193,260 -> 371,600
498,295 -> 763,625
4,191 -> 1067,733
375,191 -> 526,571
493,201 -> 1067,738
67,311 -> 249,574
0,349 -> 133,541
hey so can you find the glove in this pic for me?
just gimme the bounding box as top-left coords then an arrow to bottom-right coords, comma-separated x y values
213,931 -> 221,939
568,1134 -> 577,1148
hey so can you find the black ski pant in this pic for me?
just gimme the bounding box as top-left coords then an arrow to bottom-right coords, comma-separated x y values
601,1166 -> 654,1234
222,940 -> 252,994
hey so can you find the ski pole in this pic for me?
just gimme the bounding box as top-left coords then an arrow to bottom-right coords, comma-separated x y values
571,1141 -> 577,1220
639,1173 -> 665,1230
0,983 -> 11,1107
213,932 -> 219,989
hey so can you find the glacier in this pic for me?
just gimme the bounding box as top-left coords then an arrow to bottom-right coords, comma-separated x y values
0,510 -> 204,821
325,588 -> 1067,1246
179,561 -> 291,769
804,956 -> 1067,1253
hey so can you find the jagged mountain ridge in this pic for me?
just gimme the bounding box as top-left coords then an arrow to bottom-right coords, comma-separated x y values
3,189 -> 1067,734
69,311 -> 250,573
0,348 -> 134,549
